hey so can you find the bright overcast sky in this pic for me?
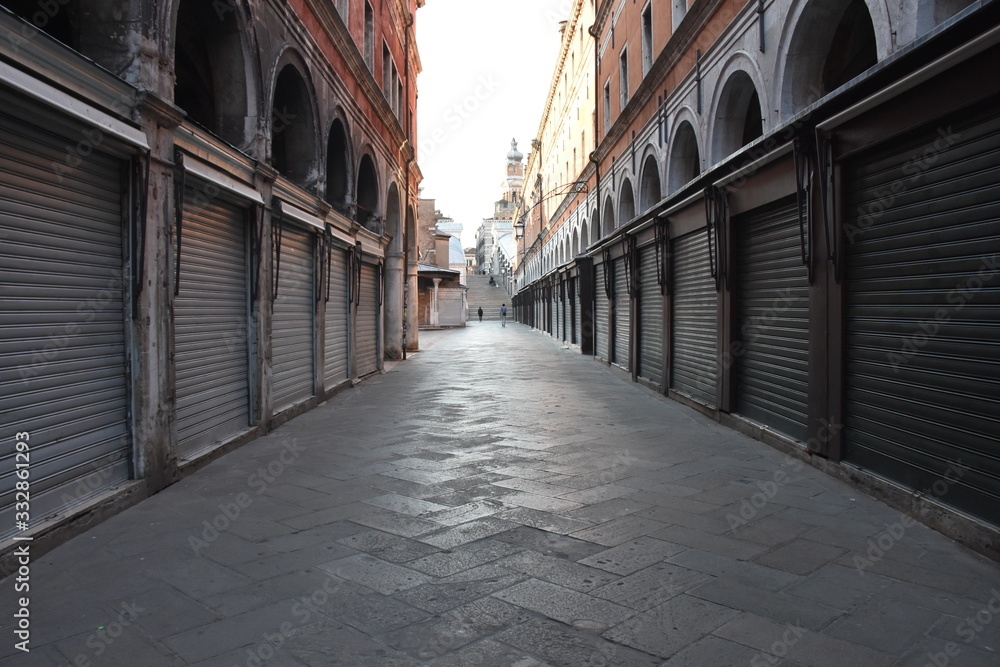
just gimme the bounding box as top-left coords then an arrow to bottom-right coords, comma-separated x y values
415,0 -> 569,248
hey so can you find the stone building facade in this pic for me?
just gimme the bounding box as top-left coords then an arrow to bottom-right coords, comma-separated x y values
0,0 -> 423,564
513,0 -> 1000,556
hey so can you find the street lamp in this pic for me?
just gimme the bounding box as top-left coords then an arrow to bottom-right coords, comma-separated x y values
514,217 -> 525,240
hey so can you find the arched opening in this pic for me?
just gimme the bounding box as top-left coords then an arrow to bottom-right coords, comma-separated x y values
386,183 -> 401,250
591,208 -> 600,245
272,64 -> 317,189
579,222 -> 587,254
781,0 -> 877,118
5,0 -> 76,48
356,154 -> 380,231
174,0 -> 250,146
326,118 -> 351,212
639,154 -> 662,213
668,121 -> 701,194
618,179 -> 636,227
602,198 -> 615,238
711,70 -> 764,164
572,230 -> 580,258
565,237 -> 572,264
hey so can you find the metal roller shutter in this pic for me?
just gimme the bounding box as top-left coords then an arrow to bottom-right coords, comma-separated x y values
638,244 -> 664,386
356,262 -> 380,377
595,265 -> 610,361
0,110 -> 129,539
272,225 -> 315,413
671,229 -> 717,407
558,286 -> 565,340
733,200 -> 809,441
324,245 -> 350,387
574,278 -> 582,345
175,184 -> 250,458
553,289 -> 560,338
614,257 -> 630,368
843,102 -> 1000,525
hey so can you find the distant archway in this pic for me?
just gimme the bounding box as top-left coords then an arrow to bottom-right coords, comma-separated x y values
667,120 -> 701,194
356,154 -> 379,230
710,69 -> 764,164
271,62 -> 317,189
639,154 -> 662,213
618,179 -> 636,227
602,197 -> 615,238
326,117 -> 351,212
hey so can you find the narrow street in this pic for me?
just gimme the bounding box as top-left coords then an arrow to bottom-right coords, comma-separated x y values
2,322 -> 999,666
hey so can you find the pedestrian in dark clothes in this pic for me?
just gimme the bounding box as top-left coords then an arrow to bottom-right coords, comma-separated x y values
477,307 -> 483,322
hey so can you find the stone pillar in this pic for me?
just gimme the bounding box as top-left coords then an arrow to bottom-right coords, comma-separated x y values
383,249 -> 404,360
406,271 -> 419,351
430,278 -> 441,326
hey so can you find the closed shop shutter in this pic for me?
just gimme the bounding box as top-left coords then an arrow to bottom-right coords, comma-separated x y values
614,257 -> 630,368
356,262 -> 380,377
574,277 -> 582,345
638,244 -> 664,386
671,229 -> 717,407
324,245 -> 350,387
595,264 -> 610,361
733,200 -> 809,441
843,102 -> 1000,525
272,225 -> 315,413
0,109 -> 129,539
559,285 -> 565,341
554,288 -> 561,339
175,183 -> 250,458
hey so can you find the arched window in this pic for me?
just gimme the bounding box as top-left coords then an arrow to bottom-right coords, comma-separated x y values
356,154 -> 380,231
668,121 -> 701,194
639,154 -> 662,213
618,179 -> 636,227
326,118 -> 351,212
272,64 -> 317,189
174,0 -> 250,146
711,70 -> 763,164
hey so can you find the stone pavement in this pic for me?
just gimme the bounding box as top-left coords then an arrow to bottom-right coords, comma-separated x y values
2,322 -> 1000,666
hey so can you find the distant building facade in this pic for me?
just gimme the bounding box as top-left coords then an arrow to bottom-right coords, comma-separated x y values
476,140 -> 523,279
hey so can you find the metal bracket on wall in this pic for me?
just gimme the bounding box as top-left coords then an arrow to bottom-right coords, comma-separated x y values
624,236 -> 637,298
757,0 -> 766,53
704,185 -> 729,292
815,129 -> 840,282
251,205 -> 265,303
131,153 -> 150,313
654,216 -> 670,296
352,241 -> 363,307
602,247 -> 614,300
271,198 -> 284,302
324,227 -> 334,304
172,150 -> 185,297
793,137 -> 815,284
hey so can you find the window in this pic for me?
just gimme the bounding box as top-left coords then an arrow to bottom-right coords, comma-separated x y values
603,81 -> 611,133
364,2 -> 374,70
336,0 -> 349,19
642,4 -> 653,74
672,0 -> 687,32
619,48 -> 629,109
382,42 -> 391,92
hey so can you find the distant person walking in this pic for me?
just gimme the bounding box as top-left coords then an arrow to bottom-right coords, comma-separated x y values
500,304 -> 507,327
477,306 -> 483,322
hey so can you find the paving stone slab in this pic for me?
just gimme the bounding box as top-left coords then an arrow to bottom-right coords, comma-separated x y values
315,553 -> 431,595
493,578 -> 635,630
578,536 -> 687,576
496,617 -> 663,667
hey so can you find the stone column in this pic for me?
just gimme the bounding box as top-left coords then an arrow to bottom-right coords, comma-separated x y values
383,249 -> 404,359
430,278 -> 441,326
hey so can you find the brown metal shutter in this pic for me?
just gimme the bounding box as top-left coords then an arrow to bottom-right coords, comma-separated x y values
0,109 -> 129,539
638,243 -> 664,387
613,257 -> 630,368
356,262 -> 380,377
842,101 -> 1000,525
272,225 -> 315,413
733,200 -> 809,441
175,183 -> 250,458
671,229 -> 717,407
324,245 -> 350,387
595,264 -> 610,361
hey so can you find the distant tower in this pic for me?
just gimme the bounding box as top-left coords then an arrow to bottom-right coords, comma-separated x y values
503,138 -> 524,204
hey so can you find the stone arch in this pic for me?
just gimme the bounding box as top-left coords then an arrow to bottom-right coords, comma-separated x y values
602,197 -> 615,238
356,151 -> 380,230
667,118 -> 701,194
564,236 -> 572,264
638,151 -> 662,213
775,0 -> 883,120
270,54 -> 319,189
709,57 -> 766,165
325,113 -> 352,212
172,0 -> 254,147
580,218 -> 589,254
591,207 -> 600,245
572,229 -> 580,259
618,178 -> 636,227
